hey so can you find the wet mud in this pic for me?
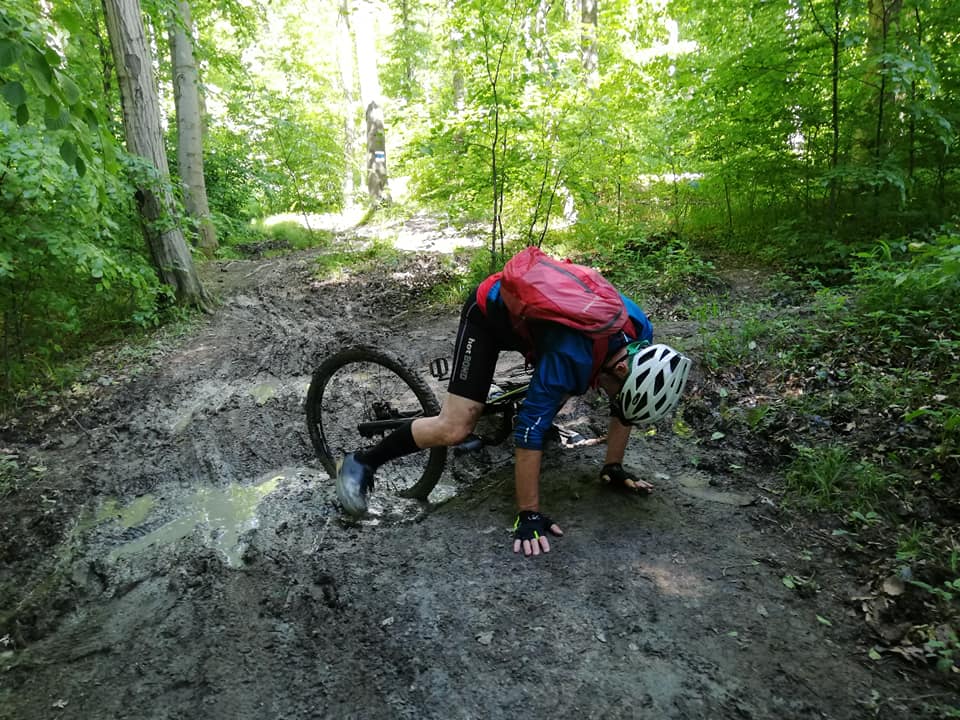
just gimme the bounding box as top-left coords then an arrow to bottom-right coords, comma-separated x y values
0,243 -> 953,719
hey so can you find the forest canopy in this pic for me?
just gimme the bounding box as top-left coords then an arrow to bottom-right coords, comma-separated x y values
1,0 -> 958,393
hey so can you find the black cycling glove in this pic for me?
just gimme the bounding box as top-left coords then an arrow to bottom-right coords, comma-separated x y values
601,462 -> 632,484
513,510 -> 558,542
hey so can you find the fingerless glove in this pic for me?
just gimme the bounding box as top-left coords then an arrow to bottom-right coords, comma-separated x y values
513,510 -> 557,541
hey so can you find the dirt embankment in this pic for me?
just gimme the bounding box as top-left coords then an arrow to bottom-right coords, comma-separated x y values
0,241 -> 954,719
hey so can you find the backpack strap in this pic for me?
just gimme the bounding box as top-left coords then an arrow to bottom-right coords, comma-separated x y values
588,337 -> 610,388
475,272 -> 502,315
588,318 -> 641,388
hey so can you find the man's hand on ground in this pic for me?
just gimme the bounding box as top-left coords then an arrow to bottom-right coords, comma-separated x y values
512,511 -> 563,557
600,463 -> 653,493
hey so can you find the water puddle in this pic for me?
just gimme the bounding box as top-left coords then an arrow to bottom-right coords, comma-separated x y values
96,494 -> 156,528
677,473 -> 756,507
102,469 -> 297,567
249,380 -> 283,404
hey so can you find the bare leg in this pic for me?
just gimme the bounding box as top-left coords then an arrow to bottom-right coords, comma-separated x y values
410,392 -> 485,449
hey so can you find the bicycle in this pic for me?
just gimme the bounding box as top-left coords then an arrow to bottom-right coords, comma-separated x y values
305,344 -> 537,502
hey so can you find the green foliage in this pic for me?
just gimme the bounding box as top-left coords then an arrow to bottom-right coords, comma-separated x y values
253,220 -> 333,255
203,127 -> 264,223
0,4 -> 170,402
0,119 -> 167,396
0,6 -> 101,178
381,0 -> 435,101
850,229 -> 960,354
785,445 -> 896,513
908,578 -> 960,605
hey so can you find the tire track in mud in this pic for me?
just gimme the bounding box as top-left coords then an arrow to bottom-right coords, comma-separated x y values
0,250 -> 948,719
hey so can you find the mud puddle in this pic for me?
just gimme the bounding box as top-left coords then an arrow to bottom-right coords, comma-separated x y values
101,469 -> 292,567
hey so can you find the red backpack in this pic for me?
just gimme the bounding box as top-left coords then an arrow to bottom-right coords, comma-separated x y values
477,247 -> 633,382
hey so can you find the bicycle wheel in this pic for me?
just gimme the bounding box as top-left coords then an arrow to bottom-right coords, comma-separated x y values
306,345 -> 447,501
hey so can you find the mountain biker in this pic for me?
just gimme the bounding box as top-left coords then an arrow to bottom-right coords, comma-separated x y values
335,264 -> 691,559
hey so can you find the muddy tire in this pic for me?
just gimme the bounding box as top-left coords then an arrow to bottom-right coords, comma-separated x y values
306,345 -> 447,501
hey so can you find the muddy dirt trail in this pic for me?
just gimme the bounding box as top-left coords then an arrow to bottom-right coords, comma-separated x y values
0,238 -> 952,719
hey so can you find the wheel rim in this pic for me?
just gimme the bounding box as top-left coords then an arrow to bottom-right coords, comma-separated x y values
312,358 -> 440,498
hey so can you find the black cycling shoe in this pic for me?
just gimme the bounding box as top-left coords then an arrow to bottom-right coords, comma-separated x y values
336,452 -> 376,516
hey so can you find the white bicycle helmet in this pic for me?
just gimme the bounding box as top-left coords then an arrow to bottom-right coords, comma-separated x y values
615,343 -> 691,425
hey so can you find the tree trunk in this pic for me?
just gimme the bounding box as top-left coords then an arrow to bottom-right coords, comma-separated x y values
168,0 -> 217,257
907,4 -> 923,185
867,0 -> 902,163
103,0 -> 211,309
809,0 -> 843,223
353,1 -> 389,205
337,0 -> 358,207
479,9 -> 508,258
364,101 -> 388,203
449,0 -> 465,111
581,0 -> 599,84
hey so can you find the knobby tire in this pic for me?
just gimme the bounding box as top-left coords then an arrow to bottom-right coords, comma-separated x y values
306,345 -> 447,501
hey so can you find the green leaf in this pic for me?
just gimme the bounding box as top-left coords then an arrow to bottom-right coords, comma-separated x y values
24,51 -> 53,94
60,140 -> 77,166
45,95 -> 60,118
816,615 -> 833,627
1,81 -> 27,108
710,431 -> 725,441
868,647 -> 882,661
0,39 -> 19,68
74,156 -> 86,177
16,103 -> 29,126
84,107 -> 100,130
56,71 -> 81,106
782,575 -> 796,590
45,109 -> 71,131
0,251 -> 13,277
57,8 -> 86,38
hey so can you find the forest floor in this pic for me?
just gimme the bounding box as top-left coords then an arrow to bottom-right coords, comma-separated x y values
1,215 -> 957,719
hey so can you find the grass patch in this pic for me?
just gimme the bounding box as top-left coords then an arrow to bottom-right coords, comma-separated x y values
215,218 -> 335,259
259,221 -> 334,253
685,224 -> 960,675
785,445 -> 897,513
312,240 -> 404,279
2,309 -> 204,418
0,451 -> 19,499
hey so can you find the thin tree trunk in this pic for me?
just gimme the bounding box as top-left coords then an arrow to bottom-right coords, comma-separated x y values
103,0 -> 211,310
581,0 -> 598,85
907,4 -> 922,184
337,0 -> 357,207
809,0 -> 842,224
168,0 -> 217,257
365,101 -> 388,203
354,1 -> 388,205
480,9 -> 508,257
869,0 -> 902,163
